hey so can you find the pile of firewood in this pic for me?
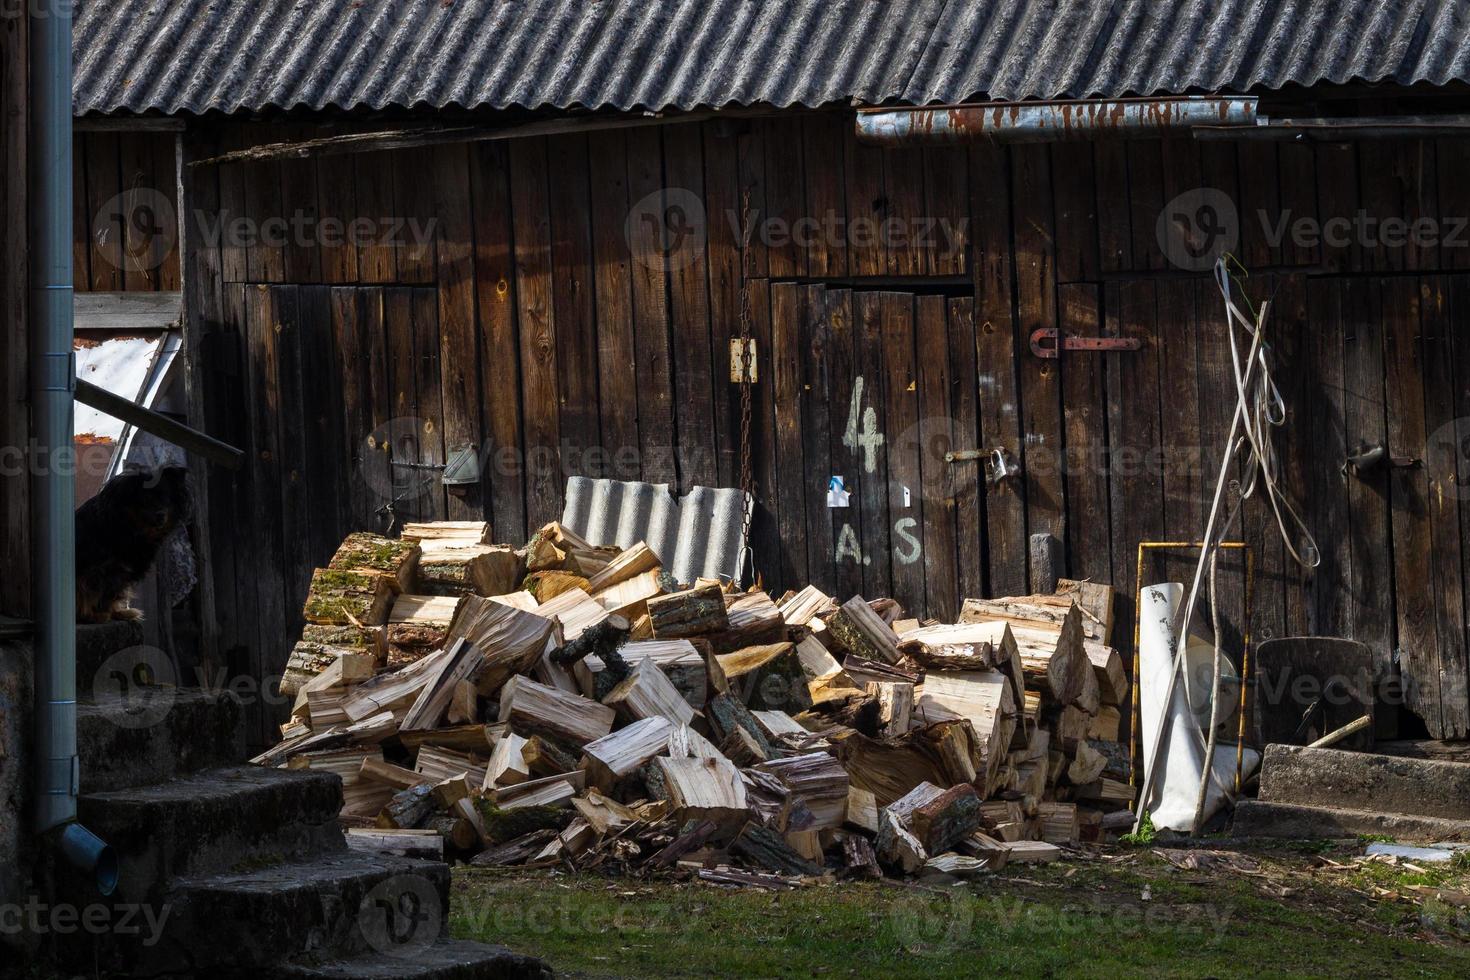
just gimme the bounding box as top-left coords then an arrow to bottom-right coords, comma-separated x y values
258,522 -> 1133,882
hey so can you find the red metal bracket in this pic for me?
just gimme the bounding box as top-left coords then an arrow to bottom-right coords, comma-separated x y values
1029,327 -> 1142,358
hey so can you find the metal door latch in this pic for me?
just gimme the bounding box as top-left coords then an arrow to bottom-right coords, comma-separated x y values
946,446 -> 1020,485
1342,443 -> 1421,476
1029,327 -> 1142,358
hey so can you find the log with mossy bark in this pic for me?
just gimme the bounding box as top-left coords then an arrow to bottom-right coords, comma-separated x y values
647,583 -> 728,637
417,542 -> 523,597
828,596 -> 901,665
281,625 -> 387,695
328,532 -> 420,592
302,567 -> 397,625
705,590 -> 786,654
711,642 -> 812,714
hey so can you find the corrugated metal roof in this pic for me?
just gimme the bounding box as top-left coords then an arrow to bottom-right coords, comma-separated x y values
561,477 -> 749,587
74,0 -> 1470,118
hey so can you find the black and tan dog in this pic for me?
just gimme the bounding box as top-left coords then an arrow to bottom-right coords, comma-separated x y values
76,466 -> 192,623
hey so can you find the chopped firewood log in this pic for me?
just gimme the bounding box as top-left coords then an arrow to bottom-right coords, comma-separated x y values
1044,703 -> 1091,755
484,732 -> 532,790
654,756 -> 748,822
537,587 -> 611,643
837,831 -> 882,879
961,602 -> 1091,707
732,823 -> 823,877
1065,740 -> 1108,785
521,521 -> 614,576
711,642 -> 812,714
1086,644 -> 1128,706
359,758 -> 423,791
705,591 -> 786,655
719,726 -> 771,766
795,690 -> 882,738
303,567 -> 396,625
827,596 -> 901,665
397,723 -> 495,756
340,646 -> 445,724
340,781 -> 395,820
443,597 -> 558,696
557,816 -> 597,858
909,783 -> 983,854
778,585 -> 838,628
921,854 -> 991,878
962,593 -> 1106,640
288,747 -> 383,783
1088,737 -> 1130,782
401,639 -> 485,731
841,657 -> 920,689
431,774 -> 475,810
447,680 -> 479,725
293,649 -> 375,716
282,625 -> 387,695
346,827 -> 444,860
385,594 -> 464,666
345,711 -> 398,745
471,829 -> 559,866
328,532 -> 420,592
667,722 -> 724,759
897,623 -> 1005,671
832,726 -> 960,806
401,521 -> 490,544
602,658 -> 696,726
649,818 -> 721,867
489,772 -> 582,810
578,639 -> 706,707
415,540 -> 522,597
591,568 -> 664,618
1035,802 -> 1079,844
865,681 -> 914,737
875,783 -> 943,873
706,693 -> 777,761
426,815 -> 480,852
306,689 -> 350,728
756,751 -> 849,829
250,726 -> 349,768
379,783 -> 437,830
571,790 -> 640,836
648,583 -> 729,637
793,635 -> 844,681
869,597 -> 904,623
915,671 -> 1016,794
1002,840 -> 1062,863
520,734 -> 581,778
845,786 -> 880,833
552,612 -> 629,668
751,709 -> 826,751
742,765 -> 815,831
585,542 -> 661,594
1089,705 -> 1122,742
1054,579 -> 1115,643
416,745 -> 488,786
522,569 -> 591,603
1073,777 -> 1134,807
581,716 -> 674,790
498,674 -> 616,746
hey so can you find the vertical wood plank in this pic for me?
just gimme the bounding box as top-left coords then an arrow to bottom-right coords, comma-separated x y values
916,293 -> 958,620
703,122 -> 744,489
970,143 -> 1026,597
1236,142 -> 1281,271
84,132 -> 122,290
152,134 -> 181,291
546,134 -> 601,485
663,124 -> 718,489
118,132 -> 159,291
241,126 -> 286,283
881,292 -> 925,612
588,130 -> 639,481
763,117 -> 806,279
922,146 -> 970,277
1436,140 -> 1470,271
853,290 -> 892,601
278,124 -> 323,284
430,144 -> 482,519
471,142 -> 525,540
947,297 -> 985,603
843,125 -> 887,278
1125,140 -> 1165,272
316,124 -> 361,284
269,286 -> 312,634
1277,142 -> 1321,269
746,276 -> 782,589
355,151 -> 398,284
1058,283 -> 1111,583
1155,278 -> 1202,540
1093,140 -> 1131,274
1052,142 -> 1099,283
1357,142 -> 1404,273
413,288 -> 448,520
825,288 -> 864,602
771,281 -> 808,592
392,147 -> 437,284
802,113 -> 847,278
626,127 -> 678,487
800,286 -> 836,595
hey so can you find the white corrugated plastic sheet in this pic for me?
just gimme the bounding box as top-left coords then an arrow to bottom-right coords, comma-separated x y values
561,477 -> 750,587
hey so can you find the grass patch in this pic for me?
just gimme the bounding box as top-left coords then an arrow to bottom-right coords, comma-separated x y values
451,854 -> 1470,979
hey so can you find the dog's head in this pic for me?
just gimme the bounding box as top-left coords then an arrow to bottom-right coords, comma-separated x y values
104,466 -> 192,541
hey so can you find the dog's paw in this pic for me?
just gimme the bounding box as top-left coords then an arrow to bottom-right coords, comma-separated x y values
112,606 -> 145,622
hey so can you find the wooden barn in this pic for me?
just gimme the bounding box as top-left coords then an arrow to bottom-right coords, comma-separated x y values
65,0 -> 1470,747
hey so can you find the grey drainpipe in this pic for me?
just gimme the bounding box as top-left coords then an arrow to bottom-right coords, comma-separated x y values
31,0 -> 117,894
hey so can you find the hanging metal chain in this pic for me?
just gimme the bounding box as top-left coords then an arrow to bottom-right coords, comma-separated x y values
736,187 -> 757,585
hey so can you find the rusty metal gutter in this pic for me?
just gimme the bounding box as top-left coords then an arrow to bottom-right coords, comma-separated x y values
855,97 -> 1259,145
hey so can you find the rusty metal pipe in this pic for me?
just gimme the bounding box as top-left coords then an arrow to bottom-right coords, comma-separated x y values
856,97 -> 1258,145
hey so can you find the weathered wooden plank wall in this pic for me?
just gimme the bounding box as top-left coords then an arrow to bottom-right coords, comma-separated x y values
72,131 -> 181,293
169,112 -> 1470,742
0,12 -> 28,618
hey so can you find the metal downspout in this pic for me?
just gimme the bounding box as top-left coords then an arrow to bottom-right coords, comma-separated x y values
31,0 -> 116,894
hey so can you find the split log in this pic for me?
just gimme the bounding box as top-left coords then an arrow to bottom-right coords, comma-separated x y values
282,625 -> 387,695
444,597 -> 558,696
328,532 -> 420,592
731,823 -> 823,877
341,645 -> 454,722
489,772 -> 582,810
1064,740 -> 1108,786
397,723 -> 495,756
484,732 -> 531,789
591,568 -> 664,619
498,674 -> 616,746
602,657 -> 696,726
777,585 -> 838,628
552,613 -> 629,668
581,716 -> 674,790
654,756 -> 748,822
832,724 -> 969,806
647,583 -> 728,637
415,746 -> 488,787
585,541 -> 661,594
865,681 -> 914,737
521,521 -> 614,576
845,786 -> 880,833
897,623 -> 1004,671
706,693 -> 777,761
1086,644 -> 1128,707
346,827 -> 444,860
359,758 -> 424,791
378,784 -> 437,830
1001,840 -> 1061,863
427,816 -> 480,852
302,568 -> 396,626
416,541 -> 522,597
386,594 -> 464,668
962,593 -> 1107,642
837,831 -> 882,879
1055,579 -> 1115,644
346,711 -> 399,745
827,595 -> 900,665
705,591 -> 786,655
401,639 -> 485,731
447,680 -> 479,724
875,783 -> 943,873
578,639 -> 706,707
793,634 -> 844,681
1035,802 -> 1079,844
910,784 -> 983,854
755,751 -> 849,829
915,671 -> 1016,795
711,642 -> 812,714
521,735 -> 581,778
401,521 -> 490,544
536,587 -> 611,643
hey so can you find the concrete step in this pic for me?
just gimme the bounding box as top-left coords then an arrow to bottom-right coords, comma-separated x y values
152,854 -> 452,975
1233,799 -> 1470,842
1258,744 -> 1470,820
79,765 -> 345,901
79,687 -> 246,792
263,939 -> 553,979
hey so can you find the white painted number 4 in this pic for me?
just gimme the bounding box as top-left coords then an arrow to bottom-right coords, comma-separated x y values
844,376 -> 885,474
